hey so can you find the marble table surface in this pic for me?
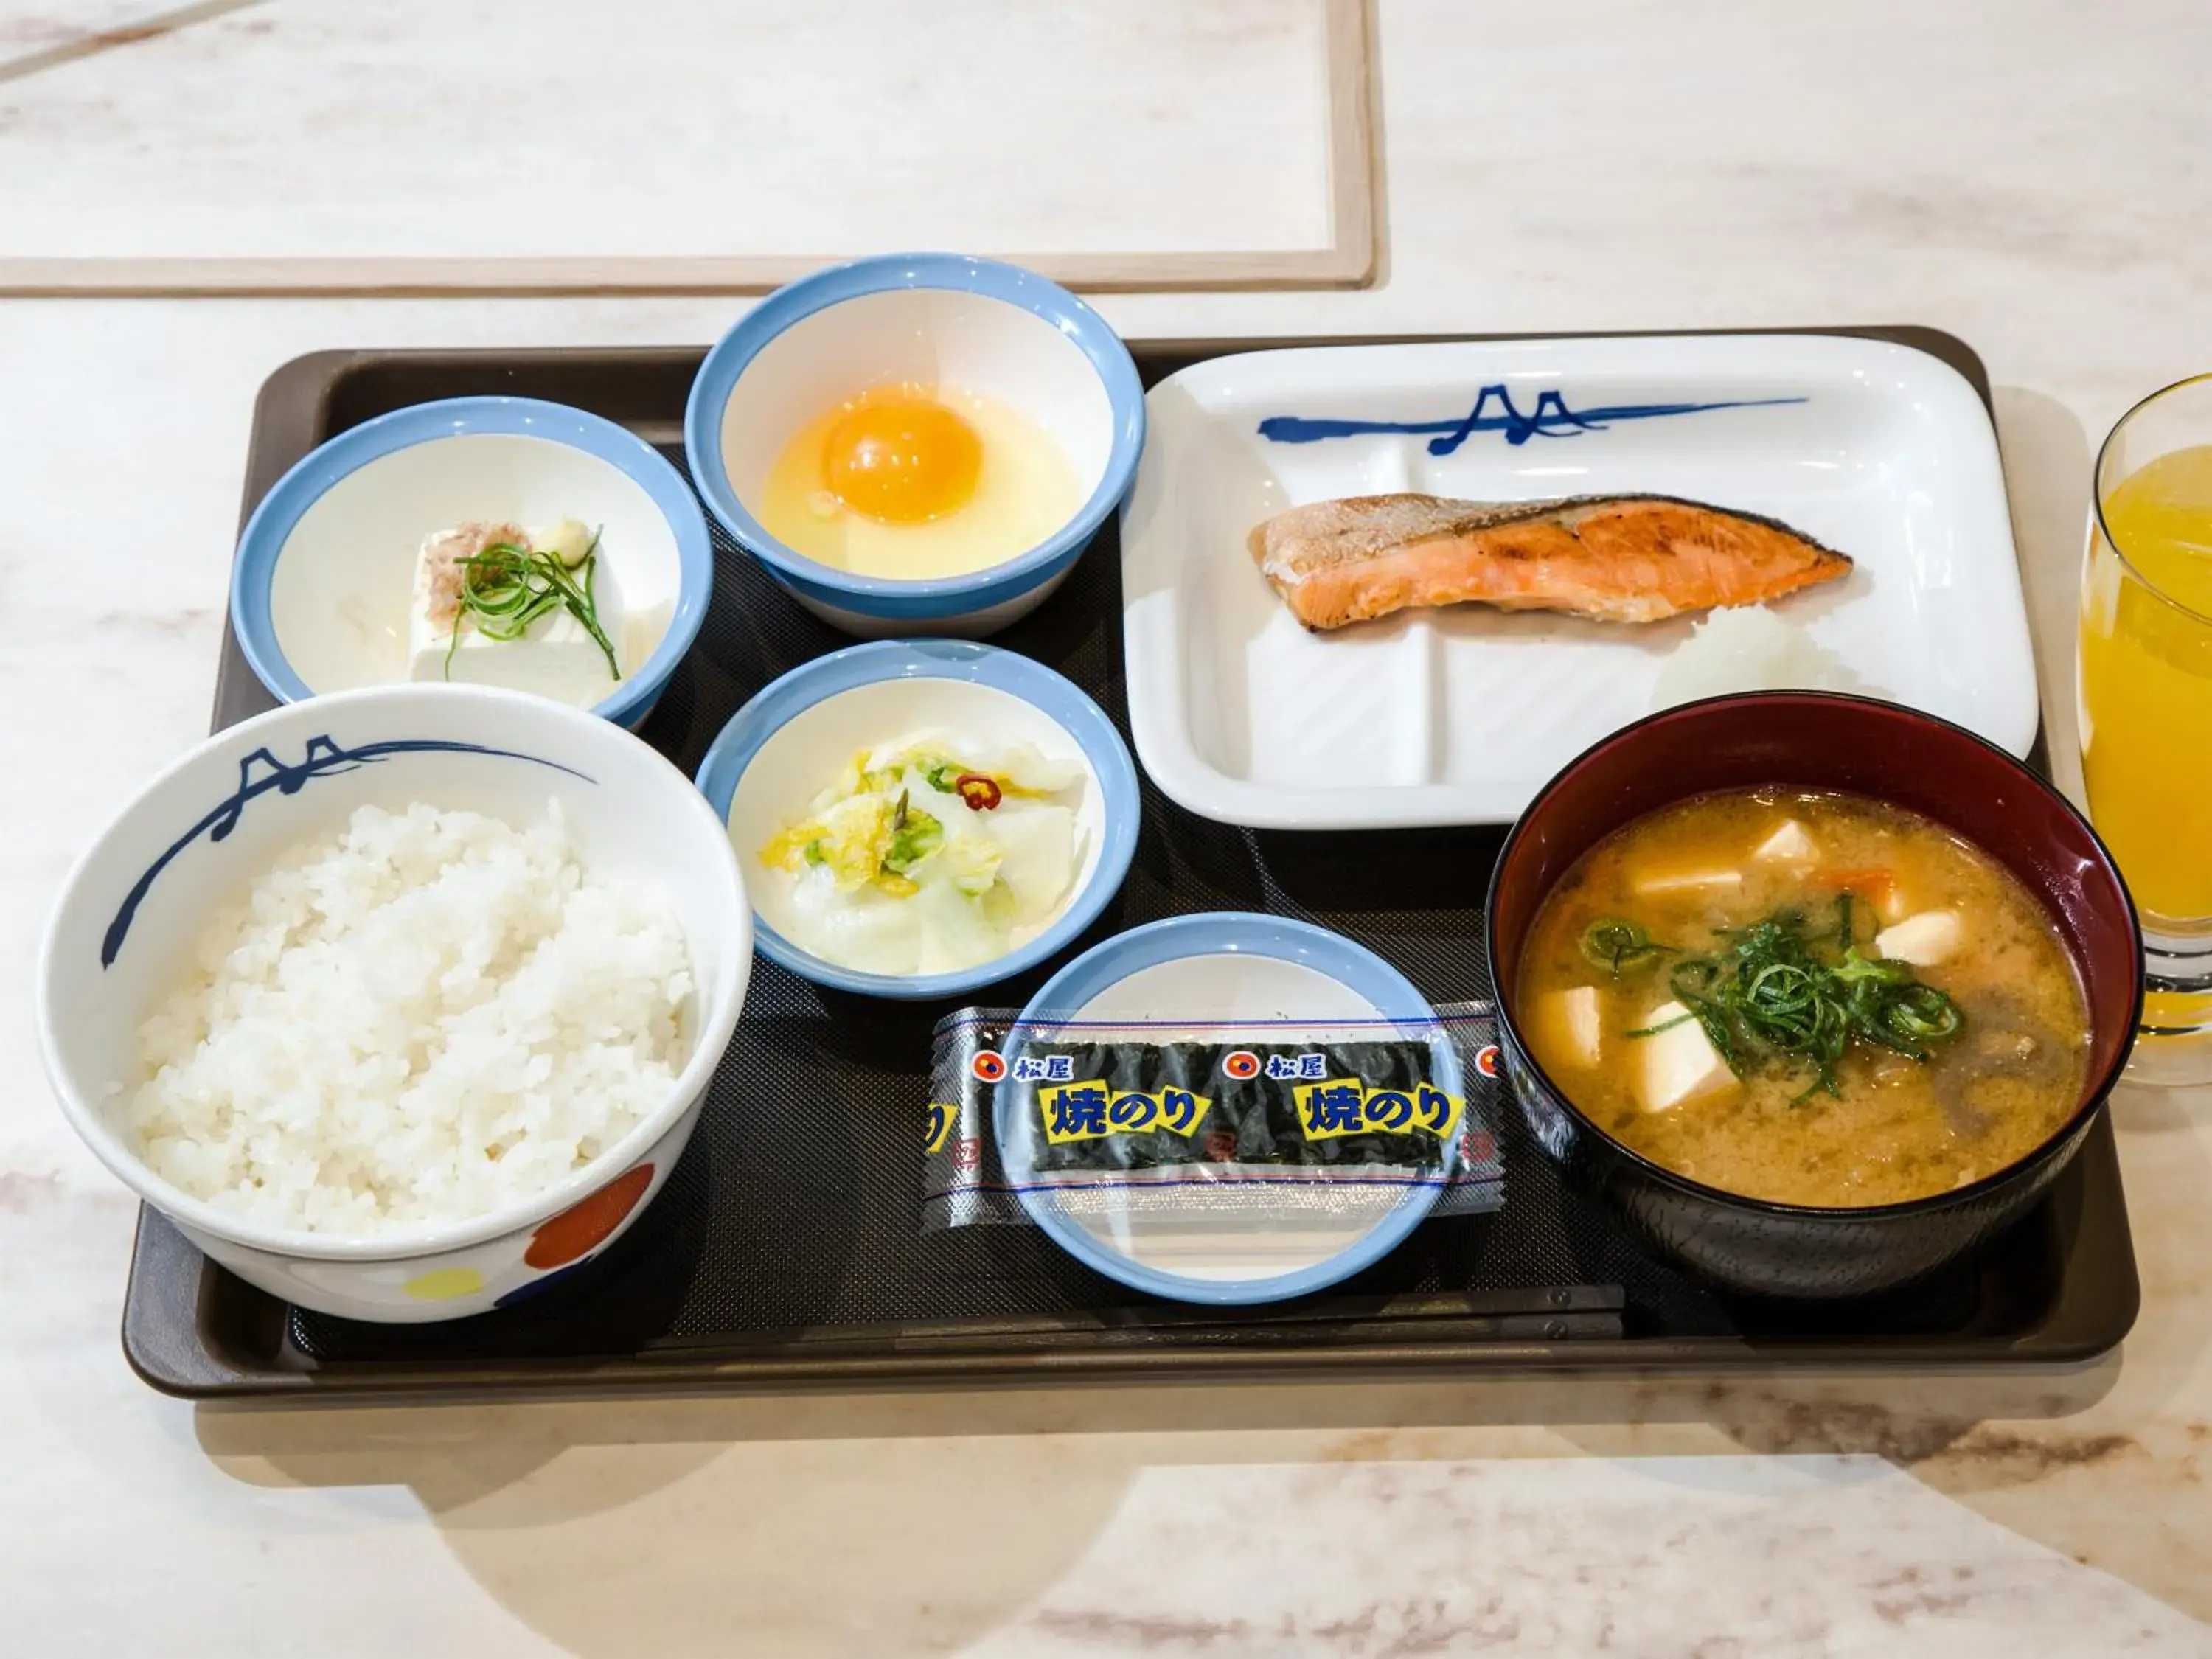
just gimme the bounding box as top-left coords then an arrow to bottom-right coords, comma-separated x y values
6,1 -> 2212,1652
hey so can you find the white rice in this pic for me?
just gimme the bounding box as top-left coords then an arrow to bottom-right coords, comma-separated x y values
121,800 -> 692,1237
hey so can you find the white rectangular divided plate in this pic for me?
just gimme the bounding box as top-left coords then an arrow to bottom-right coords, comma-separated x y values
1119,335 -> 2039,830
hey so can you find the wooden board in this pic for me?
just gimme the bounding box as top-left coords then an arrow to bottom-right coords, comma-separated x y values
0,0 -> 1374,294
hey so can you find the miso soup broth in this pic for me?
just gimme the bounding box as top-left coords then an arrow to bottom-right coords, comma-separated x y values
1514,788 -> 2091,1208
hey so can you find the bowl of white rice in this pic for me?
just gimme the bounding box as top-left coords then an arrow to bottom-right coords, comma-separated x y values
37,684 -> 751,1322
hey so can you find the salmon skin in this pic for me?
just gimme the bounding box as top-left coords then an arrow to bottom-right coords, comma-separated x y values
1247,493 -> 1853,630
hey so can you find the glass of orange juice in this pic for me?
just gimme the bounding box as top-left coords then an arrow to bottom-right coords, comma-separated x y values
2079,373 -> 2212,1082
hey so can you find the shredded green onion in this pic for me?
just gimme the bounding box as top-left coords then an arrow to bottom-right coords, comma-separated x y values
1581,918 -> 1670,975
444,530 -> 621,681
882,790 -> 942,877
1626,895 -> 1965,1102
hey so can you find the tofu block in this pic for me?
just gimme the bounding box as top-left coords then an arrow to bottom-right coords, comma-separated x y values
1630,866 -> 1745,899
1874,910 -> 1962,967
1540,986 -> 1604,1069
1752,819 -> 1819,866
408,604 -> 617,700
1634,1001 -> 1739,1113
406,529 -> 619,705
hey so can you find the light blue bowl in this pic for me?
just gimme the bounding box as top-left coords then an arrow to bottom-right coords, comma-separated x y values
232,396 -> 714,730
995,913 -> 1464,1306
683,254 -> 1145,638
695,639 -> 1140,999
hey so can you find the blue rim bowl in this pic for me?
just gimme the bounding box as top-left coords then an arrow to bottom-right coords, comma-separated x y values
994,913 -> 1465,1306
230,396 -> 715,730
681,253 -> 1147,624
694,639 -> 1141,1000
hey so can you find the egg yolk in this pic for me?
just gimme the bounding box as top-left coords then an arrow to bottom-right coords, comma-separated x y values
821,394 -> 983,524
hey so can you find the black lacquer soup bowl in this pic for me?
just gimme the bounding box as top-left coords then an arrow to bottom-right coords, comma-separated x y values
1484,692 -> 2143,1300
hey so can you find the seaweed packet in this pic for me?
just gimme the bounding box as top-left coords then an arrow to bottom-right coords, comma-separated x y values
922,1001 -> 1506,1234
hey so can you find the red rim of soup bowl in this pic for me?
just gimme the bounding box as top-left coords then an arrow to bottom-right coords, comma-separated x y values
1484,691 -> 2143,1228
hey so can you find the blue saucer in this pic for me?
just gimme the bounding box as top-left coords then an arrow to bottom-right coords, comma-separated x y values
994,913 -> 1463,1306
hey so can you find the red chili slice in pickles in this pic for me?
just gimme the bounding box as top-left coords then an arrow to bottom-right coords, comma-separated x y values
955,773 -> 1003,811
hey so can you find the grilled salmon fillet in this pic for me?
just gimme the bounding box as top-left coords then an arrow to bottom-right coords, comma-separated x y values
1247,493 -> 1853,630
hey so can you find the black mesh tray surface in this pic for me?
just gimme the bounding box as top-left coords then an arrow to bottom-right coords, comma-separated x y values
120,330 -> 2140,1399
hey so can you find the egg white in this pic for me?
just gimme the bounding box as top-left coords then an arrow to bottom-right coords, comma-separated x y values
758,386 -> 1082,580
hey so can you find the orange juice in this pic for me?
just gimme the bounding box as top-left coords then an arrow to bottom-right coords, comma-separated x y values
2077,442 -> 2212,919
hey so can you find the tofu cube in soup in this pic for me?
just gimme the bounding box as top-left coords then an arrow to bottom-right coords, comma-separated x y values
1874,909 -> 1963,967
1634,1001 -> 1739,1114
1538,986 -> 1605,1069
1752,818 -> 1818,867
1630,865 -> 1744,899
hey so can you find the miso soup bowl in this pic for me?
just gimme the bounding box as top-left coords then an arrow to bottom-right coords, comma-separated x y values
38,684 -> 751,1324
1485,692 -> 2142,1301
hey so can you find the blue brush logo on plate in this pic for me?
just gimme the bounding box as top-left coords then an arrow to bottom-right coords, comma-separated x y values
101,736 -> 593,967
1257,383 -> 1808,454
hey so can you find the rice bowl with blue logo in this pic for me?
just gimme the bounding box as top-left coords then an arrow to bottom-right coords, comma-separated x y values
35,684 -> 752,1324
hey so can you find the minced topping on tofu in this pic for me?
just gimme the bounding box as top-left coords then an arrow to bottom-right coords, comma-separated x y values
414,521 -> 528,630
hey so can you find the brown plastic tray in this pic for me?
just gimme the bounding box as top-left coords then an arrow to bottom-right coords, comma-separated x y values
119,329 -> 2139,1399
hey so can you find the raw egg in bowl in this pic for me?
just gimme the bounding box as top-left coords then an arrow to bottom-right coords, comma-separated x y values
684,254 -> 1145,638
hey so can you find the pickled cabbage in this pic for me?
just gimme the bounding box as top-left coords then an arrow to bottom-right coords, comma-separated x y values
760,728 -> 1085,975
